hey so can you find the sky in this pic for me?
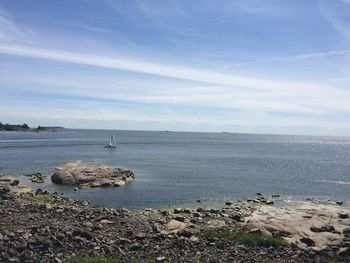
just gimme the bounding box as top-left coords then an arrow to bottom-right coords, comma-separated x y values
0,0 -> 350,135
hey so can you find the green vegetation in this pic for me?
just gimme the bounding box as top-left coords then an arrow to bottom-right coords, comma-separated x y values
202,229 -> 288,248
0,222 -> 16,232
0,122 -> 63,132
0,122 -> 30,131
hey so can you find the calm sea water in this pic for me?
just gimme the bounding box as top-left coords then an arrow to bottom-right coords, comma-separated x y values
0,129 -> 350,210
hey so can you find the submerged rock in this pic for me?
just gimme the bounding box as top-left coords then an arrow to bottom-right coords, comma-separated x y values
51,161 -> 135,188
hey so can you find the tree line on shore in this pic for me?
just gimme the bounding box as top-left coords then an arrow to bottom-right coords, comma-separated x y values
0,122 -> 63,132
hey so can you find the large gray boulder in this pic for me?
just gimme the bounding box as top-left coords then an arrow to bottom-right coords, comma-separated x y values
51,161 -> 135,187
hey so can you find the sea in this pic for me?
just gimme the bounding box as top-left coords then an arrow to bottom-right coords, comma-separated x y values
0,129 -> 349,210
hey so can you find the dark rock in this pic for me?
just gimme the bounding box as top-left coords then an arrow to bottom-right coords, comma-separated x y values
173,208 -> 183,214
72,229 -> 93,240
300,237 -> 315,247
338,247 -> 350,257
135,232 -> 146,240
230,214 -> 243,222
310,225 -> 336,233
339,212 -> 349,219
118,238 -> 131,245
272,230 -> 292,237
10,180 -> 19,186
129,242 -> 142,251
35,188 -> 43,195
343,228 -> 350,237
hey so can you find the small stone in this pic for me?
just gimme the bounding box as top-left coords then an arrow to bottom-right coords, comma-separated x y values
225,201 -> 232,206
190,236 -> 199,242
54,257 -> 62,263
82,221 -> 93,228
35,188 -> 43,195
174,208 -> 183,214
135,232 -> 146,240
99,219 -> 112,224
118,238 -> 131,245
156,256 -> 166,262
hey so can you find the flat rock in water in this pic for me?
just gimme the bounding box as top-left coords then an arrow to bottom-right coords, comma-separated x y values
51,161 -> 135,187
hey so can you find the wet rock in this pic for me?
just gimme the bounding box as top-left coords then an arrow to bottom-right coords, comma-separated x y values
26,173 -> 46,183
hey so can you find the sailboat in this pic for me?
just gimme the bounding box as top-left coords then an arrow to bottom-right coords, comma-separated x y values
105,135 -> 117,148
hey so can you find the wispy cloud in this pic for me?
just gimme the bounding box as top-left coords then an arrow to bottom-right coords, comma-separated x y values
0,8 -> 34,44
0,43 -> 336,94
319,1 -> 350,40
215,49 -> 350,69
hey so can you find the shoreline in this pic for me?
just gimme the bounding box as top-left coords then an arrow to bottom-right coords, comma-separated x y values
1,177 -> 350,262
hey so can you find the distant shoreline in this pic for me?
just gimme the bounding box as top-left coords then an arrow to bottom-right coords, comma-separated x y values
0,122 -> 64,132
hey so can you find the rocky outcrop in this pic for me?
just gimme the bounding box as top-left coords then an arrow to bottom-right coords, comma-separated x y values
245,202 -> 350,251
51,161 -> 135,187
0,188 -> 346,263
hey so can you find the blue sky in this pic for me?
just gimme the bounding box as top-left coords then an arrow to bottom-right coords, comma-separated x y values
0,0 -> 350,135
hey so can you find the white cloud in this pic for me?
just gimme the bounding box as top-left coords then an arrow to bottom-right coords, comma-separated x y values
1,43 -> 350,117
0,43 -> 339,94
216,49 -> 350,69
0,9 -> 34,44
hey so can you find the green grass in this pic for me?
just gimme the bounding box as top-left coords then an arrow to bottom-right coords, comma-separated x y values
0,222 -> 16,232
202,229 -> 288,248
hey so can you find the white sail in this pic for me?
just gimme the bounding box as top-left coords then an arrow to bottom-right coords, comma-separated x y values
105,135 -> 117,148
